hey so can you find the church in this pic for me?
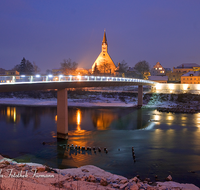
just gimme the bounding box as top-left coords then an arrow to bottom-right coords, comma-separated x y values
92,30 -> 116,74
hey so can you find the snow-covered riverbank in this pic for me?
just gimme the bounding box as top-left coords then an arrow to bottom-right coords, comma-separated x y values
0,91 -> 200,111
0,155 -> 199,190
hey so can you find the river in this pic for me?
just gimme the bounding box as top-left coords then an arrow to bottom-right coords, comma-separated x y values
0,105 -> 199,186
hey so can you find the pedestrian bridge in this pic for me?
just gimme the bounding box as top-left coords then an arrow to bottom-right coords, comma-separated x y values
0,74 -> 156,92
0,74 -> 157,139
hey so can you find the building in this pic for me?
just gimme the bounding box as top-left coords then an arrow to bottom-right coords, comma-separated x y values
0,68 -> 5,75
164,68 -> 172,74
0,68 -> 19,75
52,68 -> 62,75
181,71 -> 200,84
173,63 -> 200,73
166,72 -> 183,83
168,63 -> 200,83
148,76 -> 168,83
150,62 -> 165,76
75,68 -> 89,75
5,70 -> 19,75
92,30 -> 116,75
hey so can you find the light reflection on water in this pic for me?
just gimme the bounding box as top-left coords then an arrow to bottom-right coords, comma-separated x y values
0,105 -> 200,186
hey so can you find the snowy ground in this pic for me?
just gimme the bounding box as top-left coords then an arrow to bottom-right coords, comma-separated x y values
0,91 -> 200,111
0,97 -> 137,107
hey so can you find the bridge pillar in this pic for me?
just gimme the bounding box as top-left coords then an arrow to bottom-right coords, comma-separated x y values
57,88 -> 68,139
138,85 -> 143,107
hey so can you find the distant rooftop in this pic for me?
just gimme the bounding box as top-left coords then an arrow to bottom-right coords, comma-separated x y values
182,71 -> 200,76
148,76 -> 168,81
175,63 -> 200,68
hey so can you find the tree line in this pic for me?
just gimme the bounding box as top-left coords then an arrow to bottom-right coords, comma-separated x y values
11,57 -> 150,79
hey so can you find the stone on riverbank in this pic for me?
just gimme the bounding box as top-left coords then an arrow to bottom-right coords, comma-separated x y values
0,155 -> 199,190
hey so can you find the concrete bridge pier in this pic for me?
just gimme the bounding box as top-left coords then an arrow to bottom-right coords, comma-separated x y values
138,85 -> 143,107
57,88 -> 68,139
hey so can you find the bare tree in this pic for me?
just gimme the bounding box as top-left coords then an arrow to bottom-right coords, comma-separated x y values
99,62 -> 111,74
117,60 -> 129,73
33,62 -> 40,74
60,58 -> 78,75
134,60 -> 150,78
93,63 -> 100,75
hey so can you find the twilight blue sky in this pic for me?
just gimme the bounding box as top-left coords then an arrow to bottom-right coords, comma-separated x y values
0,0 -> 200,73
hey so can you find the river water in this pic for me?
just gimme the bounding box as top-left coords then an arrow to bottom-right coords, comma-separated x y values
0,105 -> 200,186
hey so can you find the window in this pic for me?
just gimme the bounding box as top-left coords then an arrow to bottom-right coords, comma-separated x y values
159,68 -> 162,70
155,68 -> 157,70
183,78 -> 185,80
194,78 -> 196,80
190,78 -> 192,80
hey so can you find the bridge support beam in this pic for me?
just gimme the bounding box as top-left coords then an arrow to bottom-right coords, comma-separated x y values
57,89 -> 68,139
138,85 -> 143,107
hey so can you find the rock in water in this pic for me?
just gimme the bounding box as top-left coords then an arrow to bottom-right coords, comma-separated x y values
165,175 -> 172,181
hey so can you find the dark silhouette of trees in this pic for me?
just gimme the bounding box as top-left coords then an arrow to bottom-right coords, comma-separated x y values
134,60 -> 150,78
117,60 -> 128,73
60,58 -> 78,75
93,63 -> 100,75
13,57 -> 40,75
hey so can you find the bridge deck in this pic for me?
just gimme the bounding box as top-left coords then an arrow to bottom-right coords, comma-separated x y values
0,75 -> 156,92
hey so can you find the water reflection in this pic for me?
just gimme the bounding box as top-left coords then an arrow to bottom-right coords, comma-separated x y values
76,109 -> 81,131
0,106 -> 200,186
92,111 -> 117,130
0,107 -> 20,123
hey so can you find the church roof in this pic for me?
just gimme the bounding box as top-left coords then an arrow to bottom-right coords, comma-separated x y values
102,30 -> 107,44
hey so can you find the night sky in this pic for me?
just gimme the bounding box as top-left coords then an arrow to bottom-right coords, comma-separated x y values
0,0 -> 200,73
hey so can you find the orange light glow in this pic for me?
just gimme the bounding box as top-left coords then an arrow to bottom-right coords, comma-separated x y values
7,107 -> 10,116
55,115 -> 57,122
76,109 -> 81,131
6,107 -> 18,123
77,75 -> 81,81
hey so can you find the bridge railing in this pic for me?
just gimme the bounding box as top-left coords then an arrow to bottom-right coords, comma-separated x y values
0,75 -> 157,85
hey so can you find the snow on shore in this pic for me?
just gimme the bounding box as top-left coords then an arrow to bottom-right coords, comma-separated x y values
0,155 -> 199,190
0,97 -> 137,107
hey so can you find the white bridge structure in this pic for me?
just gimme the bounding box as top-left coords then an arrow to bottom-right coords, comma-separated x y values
0,75 -> 157,138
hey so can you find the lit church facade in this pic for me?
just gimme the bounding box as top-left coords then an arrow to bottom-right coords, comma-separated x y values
92,31 -> 116,74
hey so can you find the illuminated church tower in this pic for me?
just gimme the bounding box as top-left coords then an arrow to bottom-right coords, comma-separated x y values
92,30 -> 116,74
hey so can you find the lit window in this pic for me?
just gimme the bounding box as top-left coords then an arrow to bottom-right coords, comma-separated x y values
155,68 -> 157,70
159,68 -> 162,70
194,78 -> 196,80
183,78 -> 185,80
190,78 -> 192,80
